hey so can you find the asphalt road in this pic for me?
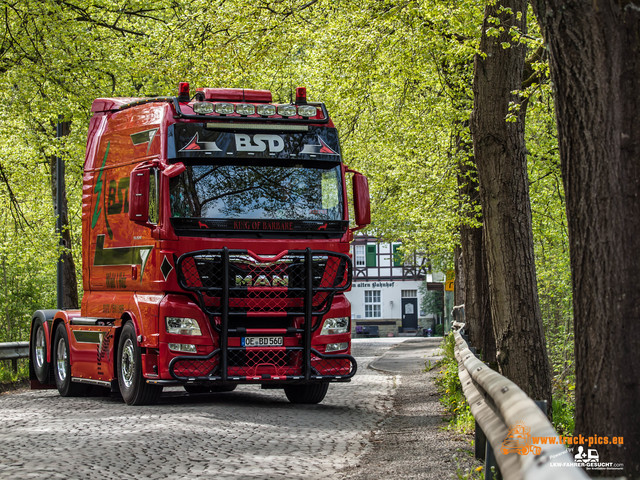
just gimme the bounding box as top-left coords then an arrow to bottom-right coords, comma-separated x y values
0,337 -> 473,479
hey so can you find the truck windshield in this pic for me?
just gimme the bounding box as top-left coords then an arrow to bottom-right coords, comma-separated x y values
169,163 -> 343,221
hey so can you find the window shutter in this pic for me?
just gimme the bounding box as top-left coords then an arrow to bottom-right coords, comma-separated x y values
392,244 -> 403,267
366,244 -> 377,267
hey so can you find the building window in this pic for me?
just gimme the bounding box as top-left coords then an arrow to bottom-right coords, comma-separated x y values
364,290 -> 381,318
366,244 -> 377,267
354,245 -> 366,267
401,290 -> 417,298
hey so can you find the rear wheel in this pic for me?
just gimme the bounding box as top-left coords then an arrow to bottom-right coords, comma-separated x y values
31,318 -> 49,384
53,324 -> 87,397
284,383 -> 329,404
117,322 -> 162,405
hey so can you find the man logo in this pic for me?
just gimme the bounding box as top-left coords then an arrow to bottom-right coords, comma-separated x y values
235,274 -> 289,287
235,134 -> 284,153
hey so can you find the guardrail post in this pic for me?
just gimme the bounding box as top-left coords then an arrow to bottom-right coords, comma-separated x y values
12,358 -> 18,373
475,420 -> 486,461
485,440 -> 501,480
535,399 -> 548,415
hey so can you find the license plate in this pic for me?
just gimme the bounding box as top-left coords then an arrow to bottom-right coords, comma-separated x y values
241,336 -> 284,347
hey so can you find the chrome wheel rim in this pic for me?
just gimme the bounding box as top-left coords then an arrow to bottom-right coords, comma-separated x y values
121,339 -> 135,389
56,337 -> 67,382
35,326 -> 45,368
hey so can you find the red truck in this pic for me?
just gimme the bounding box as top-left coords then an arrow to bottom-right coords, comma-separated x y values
28,83 -> 370,405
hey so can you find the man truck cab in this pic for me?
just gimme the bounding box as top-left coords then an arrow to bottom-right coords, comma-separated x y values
29,84 -> 371,405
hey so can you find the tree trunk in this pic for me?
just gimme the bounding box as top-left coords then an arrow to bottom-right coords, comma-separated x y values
532,1 -> 640,474
49,121 -> 79,309
470,0 -> 551,405
460,222 -> 496,365
456,125 -> 497,365
454,245 -> 464,308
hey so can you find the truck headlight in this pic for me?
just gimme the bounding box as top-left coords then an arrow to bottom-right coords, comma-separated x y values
326,342 -> 348,353
168,343 -> 197,353
166,317 -> 202,336
320,317 -> 350,335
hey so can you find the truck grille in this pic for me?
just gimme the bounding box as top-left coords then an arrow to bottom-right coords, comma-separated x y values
170,248 -> 356,382
177,249 -> 350,317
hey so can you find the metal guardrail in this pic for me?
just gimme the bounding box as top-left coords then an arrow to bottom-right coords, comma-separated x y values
452,321 -> 588,480
0,341 -> 29,372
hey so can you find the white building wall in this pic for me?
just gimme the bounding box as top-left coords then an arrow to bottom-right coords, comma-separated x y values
346,276 -> 433,336
347,279 -> 425,320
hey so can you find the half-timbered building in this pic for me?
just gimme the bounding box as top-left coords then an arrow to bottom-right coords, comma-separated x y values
346,235 -> 444,337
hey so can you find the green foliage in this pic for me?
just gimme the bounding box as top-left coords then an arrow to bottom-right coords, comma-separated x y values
455,464 -> 485,480
0,5 -> 576,439
0,359 -> 29,384
421,288 -> 445,318
435,333 -> 474,434
435,324 -> 444,337
552,396 -> 575,437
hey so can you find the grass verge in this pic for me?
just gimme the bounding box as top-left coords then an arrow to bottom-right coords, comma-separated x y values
434,333 -> 474,434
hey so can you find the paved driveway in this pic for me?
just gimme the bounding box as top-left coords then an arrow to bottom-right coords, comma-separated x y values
0,339 -> 406,480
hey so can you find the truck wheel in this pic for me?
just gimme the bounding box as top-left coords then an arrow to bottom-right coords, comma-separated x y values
53,323 -> 87,396
31,318 -> 49,383
284,383 -> 329,404
117,322 -> 162,405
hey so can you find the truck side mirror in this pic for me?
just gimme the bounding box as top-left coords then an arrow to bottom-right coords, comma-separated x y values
163,162 -> 185,178
129,168 -> 150,224
352,173 -> 371,228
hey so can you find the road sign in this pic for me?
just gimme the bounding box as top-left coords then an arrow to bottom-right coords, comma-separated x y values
445,269 -> 455,291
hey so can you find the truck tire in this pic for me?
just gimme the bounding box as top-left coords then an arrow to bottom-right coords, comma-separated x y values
53,323 -> 87,397
31,317 -> 49,384
117,322 -> 162,405
284,383 -> 329,404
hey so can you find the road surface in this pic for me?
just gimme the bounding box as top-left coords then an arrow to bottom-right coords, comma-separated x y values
0,337 -> 476,479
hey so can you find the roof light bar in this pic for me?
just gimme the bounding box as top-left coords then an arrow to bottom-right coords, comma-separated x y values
178,97 -> 326,121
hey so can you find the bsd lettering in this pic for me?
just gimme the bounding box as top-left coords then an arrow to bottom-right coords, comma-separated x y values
235,134 -> 284,153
